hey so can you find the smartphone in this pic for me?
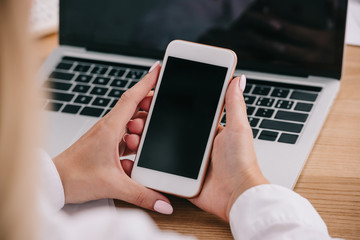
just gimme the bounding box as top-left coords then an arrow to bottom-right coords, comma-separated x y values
131,40 -> 237,198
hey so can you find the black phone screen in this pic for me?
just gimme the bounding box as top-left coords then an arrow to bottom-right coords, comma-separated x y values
137,56 -> 228,179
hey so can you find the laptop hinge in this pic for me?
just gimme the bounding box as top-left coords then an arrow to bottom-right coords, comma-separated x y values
60,45 -> 87,52
307,75 -> 339,82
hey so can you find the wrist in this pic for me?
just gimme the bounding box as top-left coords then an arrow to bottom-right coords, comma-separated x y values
225,166 -> 269,221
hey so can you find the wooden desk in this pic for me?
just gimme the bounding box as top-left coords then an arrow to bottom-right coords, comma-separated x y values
37,34 -> 360,240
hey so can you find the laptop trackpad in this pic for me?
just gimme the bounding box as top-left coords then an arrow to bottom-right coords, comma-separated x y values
44,112 -> 98,158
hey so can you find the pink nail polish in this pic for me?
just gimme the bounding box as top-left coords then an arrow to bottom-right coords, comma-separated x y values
153,200 -> 173,215
239,74 -> 246,92
149,61 -> 160,73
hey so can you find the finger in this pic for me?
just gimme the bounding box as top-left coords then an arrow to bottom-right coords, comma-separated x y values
122,147 -> 136,157
139,96 -> 153,112
120,159 -> 134,177
108,61 -> 161,129
125,134 -> 141,152
217,125 -> 224,134
118,177 -> 173,214
132,111 -> 148,120
225,76 -> 249,129
128,118 -> 146,135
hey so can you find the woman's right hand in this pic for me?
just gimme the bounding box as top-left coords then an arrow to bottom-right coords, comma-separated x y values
189,75 -> 269,222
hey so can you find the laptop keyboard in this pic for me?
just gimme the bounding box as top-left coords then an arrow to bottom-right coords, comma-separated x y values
220,79 -> 322,144
43,56 -> 149,118
43,56 -> 322,145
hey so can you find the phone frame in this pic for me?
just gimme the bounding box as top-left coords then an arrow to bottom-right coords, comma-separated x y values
131,40 -> 237,198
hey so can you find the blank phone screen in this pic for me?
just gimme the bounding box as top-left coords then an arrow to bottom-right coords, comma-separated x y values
137,56 -> 228,179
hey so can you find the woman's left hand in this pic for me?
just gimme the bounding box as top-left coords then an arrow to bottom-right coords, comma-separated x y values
53,62 -> 173,214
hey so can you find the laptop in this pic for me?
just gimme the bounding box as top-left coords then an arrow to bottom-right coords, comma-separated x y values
41,0 -> 348,189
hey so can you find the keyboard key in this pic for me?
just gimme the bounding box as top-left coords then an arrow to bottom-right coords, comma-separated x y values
49,71 -> 74,81
126,70 -> 144,80
108,89 -> 125,98
62,104 -> 81,114
45,102 -> 63,111
252,128 -> 259,138
80,107 -> 104,117
244,85 -> 252,94
260,119 -> 303,133
248,117 -> 260,127
128,81 -> 137,88
92,97 -> 110,107
103,109 -> 111,117
246,79 -> 322,92
72,84 -> 90,93
110,79 -> 128,88
244,95 -> 256,104
271,88 -> 290,98
255,108 -> 274,118
63,56 -> 149,71
290,91 -> 318,102
275,100 -> 294,109
44,80 -> 72,91
295,102 -> 313,112
109,99 -> 118,108
74,95 -> 93,104
75,74 -> 93,83
93,77 -> 110,85
74,64 -> 90,72
91,66 -> 108,75
90,87 -> 108,96
259,130 -> 279,141
108,68 -> 126,77
275,110 -> 309,123
247,106 -> 255,115
252,86 -> 271,96
256,97 -> 275,107
221,114 -> 226,124
278,133 -> 299,144
46,91 -> 74,102
56,62 -> 73,70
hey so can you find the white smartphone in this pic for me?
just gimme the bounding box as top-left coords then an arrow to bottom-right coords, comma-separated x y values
131,40 -> 237,198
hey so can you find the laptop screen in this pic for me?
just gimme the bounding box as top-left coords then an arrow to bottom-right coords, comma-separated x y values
60,0 -> 347,79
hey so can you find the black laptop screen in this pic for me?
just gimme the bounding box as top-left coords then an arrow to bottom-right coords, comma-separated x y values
60,0 -> 347,79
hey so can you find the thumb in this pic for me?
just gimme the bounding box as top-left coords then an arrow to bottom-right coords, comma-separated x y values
119,177 -> 174,215
225,75 -> 249,129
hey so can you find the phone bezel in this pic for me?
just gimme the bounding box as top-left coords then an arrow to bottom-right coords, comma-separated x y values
131,40 -> 237,198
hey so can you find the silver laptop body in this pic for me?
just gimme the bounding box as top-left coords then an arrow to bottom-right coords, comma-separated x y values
41,0 -> 348,189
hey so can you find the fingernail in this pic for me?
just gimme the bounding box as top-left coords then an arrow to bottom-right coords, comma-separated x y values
153,200 -> 173,215
122,133 -> 130,143
149,61 -> 160,73
239,74 -> 246,92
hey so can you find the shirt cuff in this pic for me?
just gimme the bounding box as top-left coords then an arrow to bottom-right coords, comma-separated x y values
229,184 -> 329,239
39,149 -> 65,211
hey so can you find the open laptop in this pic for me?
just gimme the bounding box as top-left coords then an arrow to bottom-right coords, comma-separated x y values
41,0 -> 348,189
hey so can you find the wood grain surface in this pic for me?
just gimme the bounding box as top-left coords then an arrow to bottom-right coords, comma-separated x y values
37,34 -> 360,240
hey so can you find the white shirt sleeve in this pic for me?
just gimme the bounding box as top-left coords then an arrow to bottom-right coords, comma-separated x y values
40,150 -> 339,240
229,184 -> 340,240
39,150 -> 195,240
39,149 -> 65,211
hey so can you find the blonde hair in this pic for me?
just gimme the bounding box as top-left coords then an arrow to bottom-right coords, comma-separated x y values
0,0 -> 40,239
